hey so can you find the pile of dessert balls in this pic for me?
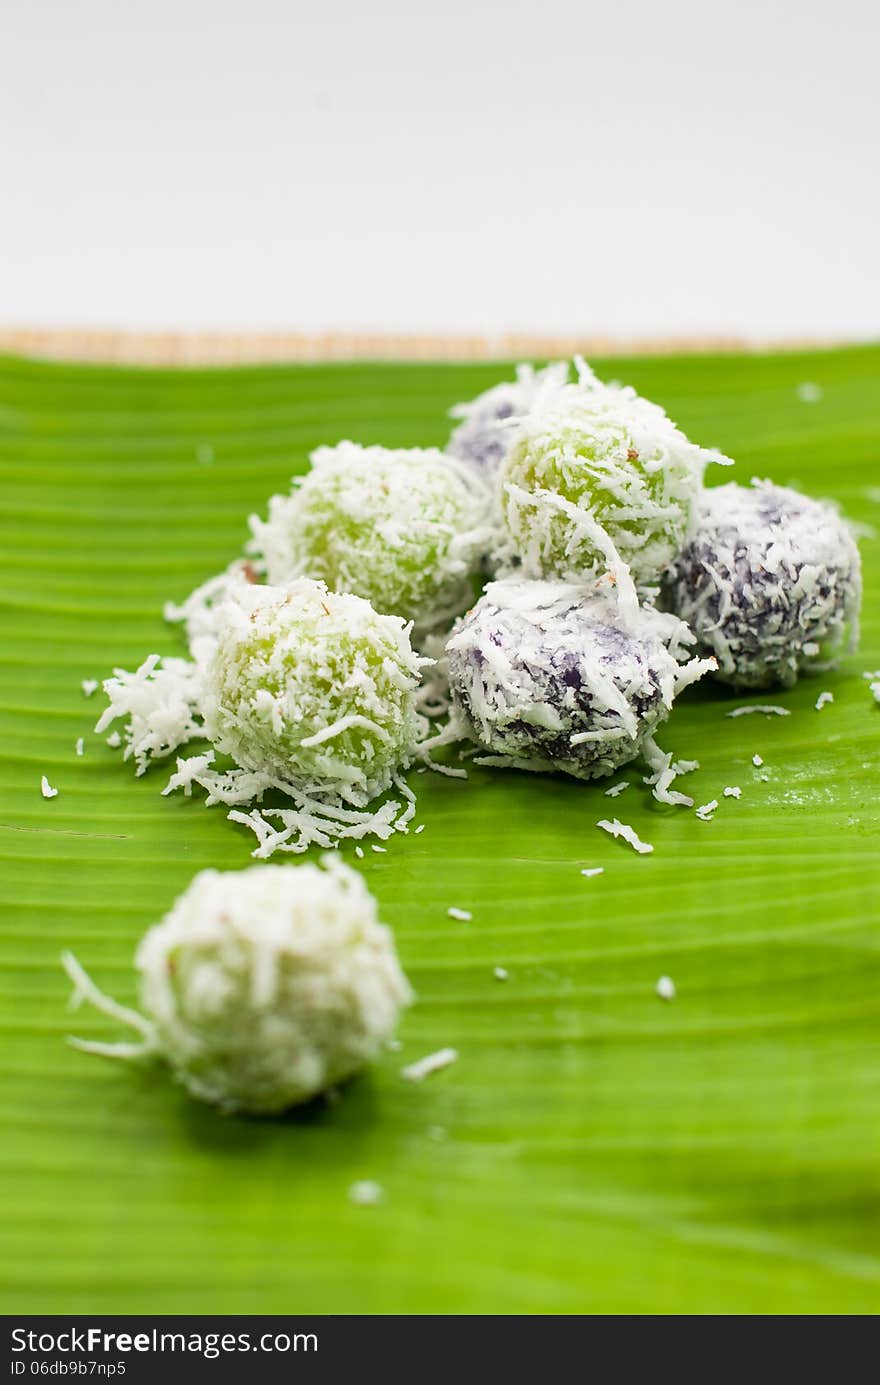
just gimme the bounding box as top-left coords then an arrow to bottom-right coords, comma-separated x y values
241,358 -> 861,788
69,359 -> 863,1117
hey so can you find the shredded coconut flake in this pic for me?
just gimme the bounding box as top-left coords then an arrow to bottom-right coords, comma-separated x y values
581,867 -> 604,878
106,730 -> 122,749
723,785 -> 742,799
81,679 -> 99,698
494,966 -> 509,982
695,799 -> 719,820
796,382 -> 823,403
641,736 -> 697,807
656,975 -> 676,1001
604,781 -> 630,798
163,561 -> 255,659
726,705 -> 790,718
75,738 -> 84,757
752,753 -> 764,767
415,823 -> 426,834
371,845 -> 387,854
354,846 -> 364,859
447,907 -> 472,922
401,1047 -> 459,1082
815,691 -> 834,711
596,818 -> 653,854
40,775 -> 58,799
348,1179 -> 383,1207
96,653 -> 204,775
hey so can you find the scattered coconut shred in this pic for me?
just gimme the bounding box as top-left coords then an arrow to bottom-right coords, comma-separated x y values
695,800 -> 718,821
40,775 -> 58,799
596,818 -> 653,855
401,1047 -> 459,1083
604,781 -> 629,798
641,743 -> 700,808
726,705 -> 791,718
348,1179 -> 383,1208
447,907 -> 472,922
862,672 -> 880,706
815,691 -> 834,711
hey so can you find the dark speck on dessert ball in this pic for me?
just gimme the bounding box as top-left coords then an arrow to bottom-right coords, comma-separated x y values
664,480 -> 861,689
445,578 -> 711,781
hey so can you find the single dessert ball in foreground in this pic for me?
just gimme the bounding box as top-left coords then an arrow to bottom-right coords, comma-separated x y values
251,442 -> 491,633
63,859 -> 412,1114
447,361 -> 570,476
202,580 -> 426,802
445,578 -> 713,780
664,480 -> 861,688
500,360 -> 730,586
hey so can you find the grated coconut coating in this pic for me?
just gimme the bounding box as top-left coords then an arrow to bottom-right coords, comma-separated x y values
96,579 -> 429,855
499,359 -> 730,587
251,442 -> 492,634
63,858 -> 412,1115
664,480 -> 861,689
444,578 -> 715,781
202,580 -> 426,801
447,361 -> 570,476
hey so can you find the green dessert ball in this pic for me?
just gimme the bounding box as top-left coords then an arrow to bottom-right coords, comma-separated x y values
500,360 -> 730,586
252,442 -> 492,634
202,579 -> 426,803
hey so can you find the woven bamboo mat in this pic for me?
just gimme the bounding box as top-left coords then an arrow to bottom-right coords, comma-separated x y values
0,328 -> 838,365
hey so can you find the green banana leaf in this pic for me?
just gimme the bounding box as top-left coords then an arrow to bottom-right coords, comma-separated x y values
1,346 -> 878,1315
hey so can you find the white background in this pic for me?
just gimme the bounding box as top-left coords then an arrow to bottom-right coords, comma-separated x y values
3,0 -> 878,340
